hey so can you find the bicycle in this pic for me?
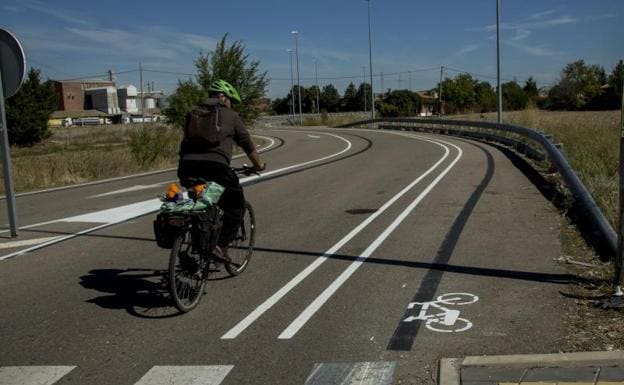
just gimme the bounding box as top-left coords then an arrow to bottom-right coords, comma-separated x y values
165,165 -> 257,313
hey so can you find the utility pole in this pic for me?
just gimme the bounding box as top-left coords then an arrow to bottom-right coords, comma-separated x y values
139,62 -> 143,116
366,0 -> 375,121
617,79 -> 624,291
315,59 -> 320,116
496,0 -> 503,123
397,73 -> 403,89
362,66 -> 367,112
292,30 -> 302,125
288,49 -> 295,121
439,65 -> 444,116
408,70 -> 412,91
381,72 -> 384,94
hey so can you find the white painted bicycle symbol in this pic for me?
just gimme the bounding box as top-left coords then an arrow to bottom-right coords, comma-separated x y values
403,293 -> 479,333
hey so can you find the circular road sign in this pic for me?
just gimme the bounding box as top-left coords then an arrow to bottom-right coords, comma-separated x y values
0,28 -> 26,98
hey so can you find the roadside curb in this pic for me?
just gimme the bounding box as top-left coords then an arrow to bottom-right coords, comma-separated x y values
438,351 -> 624,385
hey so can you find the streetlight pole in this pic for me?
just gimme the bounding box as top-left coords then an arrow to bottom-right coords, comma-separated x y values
292,30 -> 302,125
439,65 -> 444,116
366,0 -> 375,121
287,49 -> 295,121
496,0 -> 503,124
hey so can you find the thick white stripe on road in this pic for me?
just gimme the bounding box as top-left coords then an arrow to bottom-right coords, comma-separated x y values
0,366 -> 76,385
0,132 -> 349,261
61,199 -> 161,224
133,366 -> 233,385
279,137 -> 463,339
305,362 -> 395,385
221,135 -> 450,339
0,236 -> 63,249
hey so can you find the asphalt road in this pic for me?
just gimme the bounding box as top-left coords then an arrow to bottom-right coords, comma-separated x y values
0,127 -> 569,385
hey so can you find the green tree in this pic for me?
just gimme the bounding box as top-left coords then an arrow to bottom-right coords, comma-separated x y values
355,83 -> 372,111
164,79 -> 206,128
320,84 -> 340,112
5,68 -> 57,146
546,60 -> 606,110
166,33 -> 268,126
378,90 -> 421,117
342,82 -> 359,111
502,81 -> 529,110
439,73 -> 476,113
474,81 -> 496,112
609,60 -> 624,105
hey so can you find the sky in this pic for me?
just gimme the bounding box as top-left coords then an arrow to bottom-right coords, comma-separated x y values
3,0 -> 622,99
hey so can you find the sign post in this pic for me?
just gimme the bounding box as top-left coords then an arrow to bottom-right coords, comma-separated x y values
617,79 -> 624,290
0,28 -> 26,237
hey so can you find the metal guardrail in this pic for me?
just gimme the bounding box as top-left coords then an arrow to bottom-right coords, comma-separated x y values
338,117 -> 617,259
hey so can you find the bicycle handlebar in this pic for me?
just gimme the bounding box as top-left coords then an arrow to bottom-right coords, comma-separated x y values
231,164 -> 261,176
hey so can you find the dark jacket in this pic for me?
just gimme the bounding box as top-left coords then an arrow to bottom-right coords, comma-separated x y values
179,98 -> 255,165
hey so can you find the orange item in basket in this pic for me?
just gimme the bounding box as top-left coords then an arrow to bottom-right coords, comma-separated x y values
192,183 -> 206,198
166,183 -> 181,200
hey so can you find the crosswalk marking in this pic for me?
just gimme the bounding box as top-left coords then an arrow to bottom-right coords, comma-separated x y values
133,365 -> 234,385
0,366 -> 75,385
305,362 -> 396,385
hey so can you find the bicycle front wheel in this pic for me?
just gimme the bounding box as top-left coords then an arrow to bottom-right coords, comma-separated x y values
225,201 -> 255,276
169,229 -> 207,312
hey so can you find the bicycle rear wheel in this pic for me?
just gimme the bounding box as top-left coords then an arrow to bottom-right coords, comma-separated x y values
169,229 -> 207,312
225,201 -> 255,276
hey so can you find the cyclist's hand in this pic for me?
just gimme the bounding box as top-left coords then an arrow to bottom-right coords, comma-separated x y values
254,162 -> 266,172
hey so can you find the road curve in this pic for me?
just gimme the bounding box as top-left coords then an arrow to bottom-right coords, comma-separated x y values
0,127 -> 566,385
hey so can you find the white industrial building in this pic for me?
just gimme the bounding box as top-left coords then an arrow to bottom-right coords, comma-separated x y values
117,85 -> 139,113
84,86 -> 121,114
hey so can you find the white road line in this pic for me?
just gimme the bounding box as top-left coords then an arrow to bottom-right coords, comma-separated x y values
221,135 -> 451,339
133,366 -> 233,385
0,366 -> 76,385
0,132 -> 350,261
0,236 -> 64,249
278,137 -> 463,339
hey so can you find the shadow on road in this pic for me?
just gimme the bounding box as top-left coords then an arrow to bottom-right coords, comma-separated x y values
79,268 -> 179,319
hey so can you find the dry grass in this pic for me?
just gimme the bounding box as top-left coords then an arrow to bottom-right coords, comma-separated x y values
1,123 -> 182,193
456,109 -> 621,229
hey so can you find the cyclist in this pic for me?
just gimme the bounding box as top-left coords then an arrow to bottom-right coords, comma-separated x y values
177,79 -> 265,260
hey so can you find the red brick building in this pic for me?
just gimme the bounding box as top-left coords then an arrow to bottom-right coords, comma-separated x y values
52,80 -> 115,111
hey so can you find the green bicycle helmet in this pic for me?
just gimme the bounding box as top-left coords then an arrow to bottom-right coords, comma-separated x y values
208,79 -> 241,104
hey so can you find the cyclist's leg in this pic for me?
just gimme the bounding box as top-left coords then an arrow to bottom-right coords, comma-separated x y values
217,182 -> 245,248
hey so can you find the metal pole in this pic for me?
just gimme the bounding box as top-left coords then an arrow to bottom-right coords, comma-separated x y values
0,70 -> 18,237
381,72 -> 384,94
288,49 -> 295,120
292,31 -> 302,125
439,66 -> 444,116
139,62 -> 144,117
617,78 -> 624,289
315,59 -> 320,116
362,66 -> 367,113
367,0 -> 375,120
408,70 -> 412,91
496,0 -> 502,124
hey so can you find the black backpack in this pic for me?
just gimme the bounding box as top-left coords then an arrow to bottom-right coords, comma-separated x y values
182,104 -> 223,152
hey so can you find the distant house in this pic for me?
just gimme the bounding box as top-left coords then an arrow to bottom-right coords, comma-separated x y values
52,79 -> 115,112
416,90 -> 440,116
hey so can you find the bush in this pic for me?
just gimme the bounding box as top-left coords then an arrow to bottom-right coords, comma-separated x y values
129,125 -> 180,168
